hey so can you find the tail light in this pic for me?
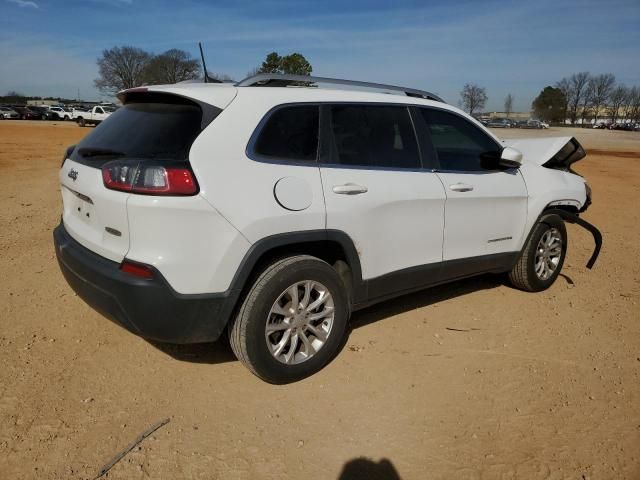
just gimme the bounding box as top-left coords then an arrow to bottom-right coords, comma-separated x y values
102,161 -> 198,195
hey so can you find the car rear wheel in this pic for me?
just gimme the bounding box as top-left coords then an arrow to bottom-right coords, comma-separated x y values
78,118 -> 85,127
228,255 -> 349,383
508,215 -> 567,292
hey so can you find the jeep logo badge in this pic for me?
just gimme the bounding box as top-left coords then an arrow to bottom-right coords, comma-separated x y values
68,169 -> 78,181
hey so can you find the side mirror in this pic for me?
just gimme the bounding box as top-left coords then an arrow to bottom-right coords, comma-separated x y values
500,146 -> 523,168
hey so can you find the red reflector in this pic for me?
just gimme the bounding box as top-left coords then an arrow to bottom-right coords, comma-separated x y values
164,167 -> 197,194
120,261 -> 154,279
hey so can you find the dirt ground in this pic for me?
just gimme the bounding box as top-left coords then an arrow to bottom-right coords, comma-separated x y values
0,120 -> 639,480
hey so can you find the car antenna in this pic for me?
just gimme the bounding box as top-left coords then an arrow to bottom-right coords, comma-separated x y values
198,42 -> 221,84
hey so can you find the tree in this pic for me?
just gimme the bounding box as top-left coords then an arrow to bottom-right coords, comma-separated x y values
587,73 -> 616,123
95,46 -> 152,93
557,72 -> 589,124
625,86 -> 640,123
531,86 -> 567,123
504,94 -> 513,117
555,77 -> 571,122
259,52 -> 283,73
144,49 -> 200,85
607,85 -> 629,124
257,52 -> 312,76
459,84 -> 487,115
280,53 -> 312,76
3,91 -> 26,103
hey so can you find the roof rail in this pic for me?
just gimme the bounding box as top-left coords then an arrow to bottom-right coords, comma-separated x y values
235,73 -> 445,103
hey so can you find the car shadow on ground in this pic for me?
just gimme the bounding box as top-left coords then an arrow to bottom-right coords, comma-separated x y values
149,273 -> 506,366
349,273 -> 504,330
338,457 -> 402,479
148,337 -> 237,364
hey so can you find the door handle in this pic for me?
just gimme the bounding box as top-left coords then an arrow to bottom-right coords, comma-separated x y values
449,183 -> 474,192
332,184 -> 368,195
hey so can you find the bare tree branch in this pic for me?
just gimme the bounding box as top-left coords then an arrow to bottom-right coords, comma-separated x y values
460,84 -> 487,115
587,73 -> 616,123
94,46 -> 152,93
504,94 -> 513,118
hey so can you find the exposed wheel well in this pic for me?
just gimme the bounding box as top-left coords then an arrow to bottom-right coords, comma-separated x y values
544,204 -> 579,215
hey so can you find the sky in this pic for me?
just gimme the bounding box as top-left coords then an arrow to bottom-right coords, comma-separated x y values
1,0 -> 639,111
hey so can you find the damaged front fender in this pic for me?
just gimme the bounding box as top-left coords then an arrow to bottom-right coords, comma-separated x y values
544,208 -> 602,269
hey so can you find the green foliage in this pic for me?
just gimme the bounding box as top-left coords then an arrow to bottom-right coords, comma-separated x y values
257,52 -> 312,76
279,53 -> 312,76
531,86 -> 566,122
260,52 -> 283,74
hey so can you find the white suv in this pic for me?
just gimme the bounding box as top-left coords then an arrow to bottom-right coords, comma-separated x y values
48,106 -> 71,120
54,74 -> 601,383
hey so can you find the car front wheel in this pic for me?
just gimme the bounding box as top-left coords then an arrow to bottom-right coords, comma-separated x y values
508,215 -> 567,292
228,255 -> 349,383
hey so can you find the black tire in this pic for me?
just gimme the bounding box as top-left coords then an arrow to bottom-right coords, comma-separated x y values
228,255 -> 349,384
78,118 -> 85,127
508,214 -> 567,292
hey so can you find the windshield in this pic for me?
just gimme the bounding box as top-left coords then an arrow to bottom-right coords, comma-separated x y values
70,101 -> 204,167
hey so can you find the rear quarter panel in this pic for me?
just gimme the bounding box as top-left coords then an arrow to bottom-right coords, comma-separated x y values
126,194 -> 251,294
188,91 -> 327,243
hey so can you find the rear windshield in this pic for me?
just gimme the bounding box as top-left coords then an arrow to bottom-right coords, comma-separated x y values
70,101 -> 204,166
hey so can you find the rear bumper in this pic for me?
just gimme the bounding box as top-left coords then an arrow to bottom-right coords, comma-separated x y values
53,222 -> 233,343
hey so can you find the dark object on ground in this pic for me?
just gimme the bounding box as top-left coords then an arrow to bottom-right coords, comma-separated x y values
93,418 -> 170,479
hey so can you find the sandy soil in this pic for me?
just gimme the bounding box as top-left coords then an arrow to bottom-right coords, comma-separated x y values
0,121 -> 639,479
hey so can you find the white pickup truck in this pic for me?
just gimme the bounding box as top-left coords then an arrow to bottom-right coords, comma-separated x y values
73,106 -> 115,127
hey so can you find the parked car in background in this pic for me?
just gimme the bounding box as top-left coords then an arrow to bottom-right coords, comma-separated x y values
27,106 -> 54,120
488,118 -> 511,128
593,123 -> 608,129
13,106 -> 44,120
48,106 -> 72,120
0,106 -> 20,119
608,123 -> 634,131
73,105 -> 115,126
520,120 -> 547,129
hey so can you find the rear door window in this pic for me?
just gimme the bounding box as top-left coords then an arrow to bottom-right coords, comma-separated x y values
70,100 -> 208,167
253,105 -> 319,162
328,105 -> 420,169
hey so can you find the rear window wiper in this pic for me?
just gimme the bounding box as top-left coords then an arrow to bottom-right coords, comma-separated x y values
77,147 -> 126,158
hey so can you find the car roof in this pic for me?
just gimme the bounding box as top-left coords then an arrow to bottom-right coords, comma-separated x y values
143,83 -> 468,117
